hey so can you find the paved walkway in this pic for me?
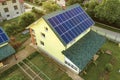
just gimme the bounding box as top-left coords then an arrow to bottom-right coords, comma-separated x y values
0,38 -> 84,80
92,26 -> 120,43
0,39 -> 36,73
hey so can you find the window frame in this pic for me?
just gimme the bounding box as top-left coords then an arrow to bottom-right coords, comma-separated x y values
2,1 -> 7,5
7,14 -> 10,17
40,41 -> 44,46
0,12 -> 1,17
41,32 -> 45,38
4,8 -> 9,13
45,27 -> 48,31
14,5 -> 18,10
12,0 -> 16,3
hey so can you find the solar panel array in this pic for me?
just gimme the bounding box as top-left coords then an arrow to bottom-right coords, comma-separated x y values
0,28 -> 9,45
48,6 -> 94,44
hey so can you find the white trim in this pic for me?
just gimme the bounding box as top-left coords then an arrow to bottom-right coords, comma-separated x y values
64,57 -> 80,74
0,43 -> 8,48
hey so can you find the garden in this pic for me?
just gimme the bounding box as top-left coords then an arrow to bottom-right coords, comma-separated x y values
0,52 -> 72,80
81,40 -> 120,80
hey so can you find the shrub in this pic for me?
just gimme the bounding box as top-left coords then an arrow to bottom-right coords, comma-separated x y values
32,7 -> 44,15
4,23 -> 20,36
42,0 -> 60,13
105,63 -> 113,72
18,12 -> 36,29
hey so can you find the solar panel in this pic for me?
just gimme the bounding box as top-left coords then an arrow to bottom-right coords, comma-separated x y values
0,27 -> 9,45
47,5 -> 94,44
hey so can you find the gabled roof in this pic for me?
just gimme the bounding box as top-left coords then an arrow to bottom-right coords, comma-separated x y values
0,44 -> 15,61
63,31 -> 106,71
43,4 -> 94,46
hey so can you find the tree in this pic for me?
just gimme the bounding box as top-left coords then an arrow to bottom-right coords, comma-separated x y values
32,7 -> 44,18
85,0 -> 98,16
94,0 -> 120,24
4,23 -> 19,36
19,12 -> 36,29
42,0 -> 60,13
67,0 -> 84,5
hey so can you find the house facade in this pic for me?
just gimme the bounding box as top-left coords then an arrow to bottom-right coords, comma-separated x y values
29,4 -> 105,74
0,0 -> 24,22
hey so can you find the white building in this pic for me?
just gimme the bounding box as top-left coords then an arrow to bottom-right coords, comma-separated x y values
0,0 -> 25,22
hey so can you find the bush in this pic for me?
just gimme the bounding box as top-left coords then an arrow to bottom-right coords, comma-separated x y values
18,12 -> 36,29
32,7 -> 44,15
67,0 -> 84,5
42,0 -> 60,13
105,63 -> 113,72
4,23 -> 21,36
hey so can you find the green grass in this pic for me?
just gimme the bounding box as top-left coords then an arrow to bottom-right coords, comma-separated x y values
81,40 -> 120,80
28,52 -> 72,80
95,22 -> 120,33
0,17 -> 20,28
0,65 -> 30,80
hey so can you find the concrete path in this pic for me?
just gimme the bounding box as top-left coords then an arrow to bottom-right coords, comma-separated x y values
92,26 -> 120,43
0,38 -> 36,73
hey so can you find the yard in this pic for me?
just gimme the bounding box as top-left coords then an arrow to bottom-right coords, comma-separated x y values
0,65 -> 30,80
0,52 -> 72,80
81,40 -> 120,80
27,52 -> 72,80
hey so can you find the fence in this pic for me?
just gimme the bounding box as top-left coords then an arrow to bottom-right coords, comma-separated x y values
91,26 -> 120,43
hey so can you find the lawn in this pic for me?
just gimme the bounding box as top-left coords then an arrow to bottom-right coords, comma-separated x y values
27,52 -> 72,80
0,52 -> 72,80
0,65 -> 30,80
81,40 -> 120,80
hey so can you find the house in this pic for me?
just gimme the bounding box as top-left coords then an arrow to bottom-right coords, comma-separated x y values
0,27 -> 15,67
0,0 -> 24,22
29,4 -> 106,74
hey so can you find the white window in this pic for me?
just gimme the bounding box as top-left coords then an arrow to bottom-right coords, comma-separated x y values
16,12 -> 19,14
14,5 -> 18,10
0,12 -> 1,17
2,1 -> 7,5
40,41 -> 44,46
12,0 -> 16,3
7,14 -> 10,17
4,8 -> 9,12
65,61 -> 77,71
45,27 -> 48,31
41,32 -> 45,38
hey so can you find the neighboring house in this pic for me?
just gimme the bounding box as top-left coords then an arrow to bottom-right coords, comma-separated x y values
0,0 -> 24,22
0,27 -> 15,67
29,4 -> 105,74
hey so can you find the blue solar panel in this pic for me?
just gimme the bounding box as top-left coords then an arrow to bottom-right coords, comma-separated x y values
47,5 -> 95,44
0,29 -> 3,33
0,27 -> 9,45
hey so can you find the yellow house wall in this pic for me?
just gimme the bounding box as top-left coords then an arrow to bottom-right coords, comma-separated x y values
31,18 -> 66,63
